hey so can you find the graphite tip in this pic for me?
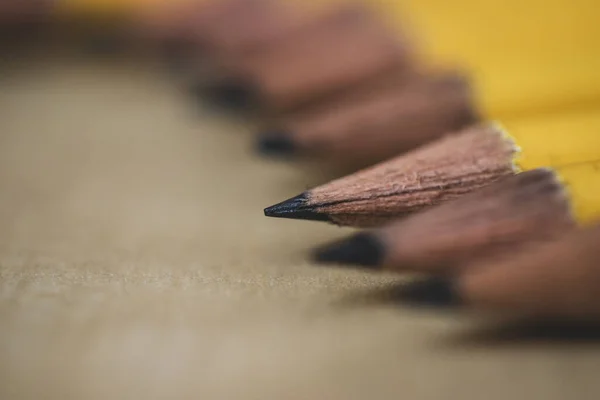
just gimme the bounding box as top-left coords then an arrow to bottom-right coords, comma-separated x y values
313,232 -> 385,268
255,130 -> 297,157
264,193 -> 330,222
203,80 -> 256,110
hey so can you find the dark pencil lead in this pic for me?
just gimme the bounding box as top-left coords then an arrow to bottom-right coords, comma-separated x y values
203,80 -> 256,110
264,193 -> 331,222
313,232 -> 385,268
255,130 -> 297,157
396,277 -> 463,308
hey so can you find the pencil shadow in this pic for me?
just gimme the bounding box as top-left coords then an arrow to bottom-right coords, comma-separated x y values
335,276 -> 600,347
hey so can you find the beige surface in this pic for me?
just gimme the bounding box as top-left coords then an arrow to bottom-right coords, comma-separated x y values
1,52 -> 600,400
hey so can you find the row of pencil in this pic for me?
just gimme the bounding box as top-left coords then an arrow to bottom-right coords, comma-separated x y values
149,0 -> 477,168
4,0 -> 600,321
142,0 -> 600,321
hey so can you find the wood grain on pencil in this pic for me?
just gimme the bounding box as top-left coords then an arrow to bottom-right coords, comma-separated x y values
265,124 -> 518,227
257,70 -> 478,165
314,169 -> 576,272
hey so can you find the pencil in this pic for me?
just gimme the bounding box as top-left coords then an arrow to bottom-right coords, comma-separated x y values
207,0 -> 600,120
255,70 -> 477,166
248,0 -> 596,162
203,3 -> 414,112
442,222 -> 600,320
194,2 -> 364,106
313,168 -> 576,273
252,2 -> 600,166
264,116 -> 600,227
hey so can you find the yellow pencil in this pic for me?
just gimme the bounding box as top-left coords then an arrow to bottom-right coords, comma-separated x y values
373,0 -> 600,120
264,122 -> 600,227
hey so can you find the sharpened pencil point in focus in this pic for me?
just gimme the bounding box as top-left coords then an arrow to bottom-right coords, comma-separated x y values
264,193 -> 330,222
313,233 -> 385,268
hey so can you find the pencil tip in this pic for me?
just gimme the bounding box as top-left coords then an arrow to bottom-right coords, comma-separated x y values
313,233 -> 385,268
204,81 -> 255,110
264,193 -> 330,222
255,131 -> 297,157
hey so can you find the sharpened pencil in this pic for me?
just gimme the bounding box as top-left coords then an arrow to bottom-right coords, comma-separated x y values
204,3 -> 414,112
313,168 -> 575,273
256,70 -> 477,165
264,124 -> 517,227
264,111 -> 600,228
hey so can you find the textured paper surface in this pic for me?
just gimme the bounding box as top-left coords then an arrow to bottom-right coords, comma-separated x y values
1,52 -> 600,400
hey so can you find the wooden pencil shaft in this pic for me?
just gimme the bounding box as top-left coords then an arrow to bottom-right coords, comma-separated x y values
309,124 -> 517,227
